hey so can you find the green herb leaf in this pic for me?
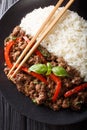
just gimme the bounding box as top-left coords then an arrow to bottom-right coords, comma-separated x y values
10,36 -> 17,40
46,62 -> 52,75
29,64 -> 47,74
32,99 -> 37,103
75,101 -> 83,106
52,66 -> 69,77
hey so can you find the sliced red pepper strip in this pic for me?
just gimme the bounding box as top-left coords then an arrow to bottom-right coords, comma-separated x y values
4,41 -> 15,68
4,38 -> 48,84
49,73 -> 61,83
35,49 -> 45,59
22,67 -> 48,85
50,74 -> 61,102
64,83 -> 87,98
30,71 -> 48,85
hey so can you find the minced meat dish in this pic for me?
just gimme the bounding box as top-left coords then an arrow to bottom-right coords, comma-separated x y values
4,26 -> 87,111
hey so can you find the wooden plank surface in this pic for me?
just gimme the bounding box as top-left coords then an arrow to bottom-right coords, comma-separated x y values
0,0 -> 87,130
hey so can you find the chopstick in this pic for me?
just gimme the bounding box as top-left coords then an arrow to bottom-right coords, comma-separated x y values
7,0 -> 64,77
9,0 -> 75,78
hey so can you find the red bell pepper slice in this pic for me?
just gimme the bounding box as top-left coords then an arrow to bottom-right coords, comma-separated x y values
4,41 -> 15,68
50,74 -> 61,102
22,67 -> 48,85
64,83 -> 87,97
35,49 -> 45,59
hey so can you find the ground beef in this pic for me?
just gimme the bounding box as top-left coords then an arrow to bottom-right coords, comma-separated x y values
4,26 -> 87,111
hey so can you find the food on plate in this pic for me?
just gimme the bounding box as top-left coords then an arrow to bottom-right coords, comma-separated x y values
4,6 -> 87,111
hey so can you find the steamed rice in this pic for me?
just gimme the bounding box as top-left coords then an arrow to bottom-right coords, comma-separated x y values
20,6 -> 87,81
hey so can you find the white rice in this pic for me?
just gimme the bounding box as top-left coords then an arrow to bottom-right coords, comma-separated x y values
20,6 -> 87,81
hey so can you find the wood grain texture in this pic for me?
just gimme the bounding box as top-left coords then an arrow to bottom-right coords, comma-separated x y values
0,0 -> 87,130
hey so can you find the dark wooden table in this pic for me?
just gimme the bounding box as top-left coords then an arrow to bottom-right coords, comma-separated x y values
0,0 -> 87,130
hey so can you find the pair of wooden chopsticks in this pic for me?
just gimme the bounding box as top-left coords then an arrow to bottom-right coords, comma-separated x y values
8,0 -> 75,78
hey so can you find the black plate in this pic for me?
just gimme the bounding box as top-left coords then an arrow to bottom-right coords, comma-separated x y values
0,0 -> 87,125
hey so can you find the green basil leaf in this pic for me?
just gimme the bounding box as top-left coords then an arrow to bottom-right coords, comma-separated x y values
29,64 -> 47,74
52,66 -> 69,77
46,62 -> 52,75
